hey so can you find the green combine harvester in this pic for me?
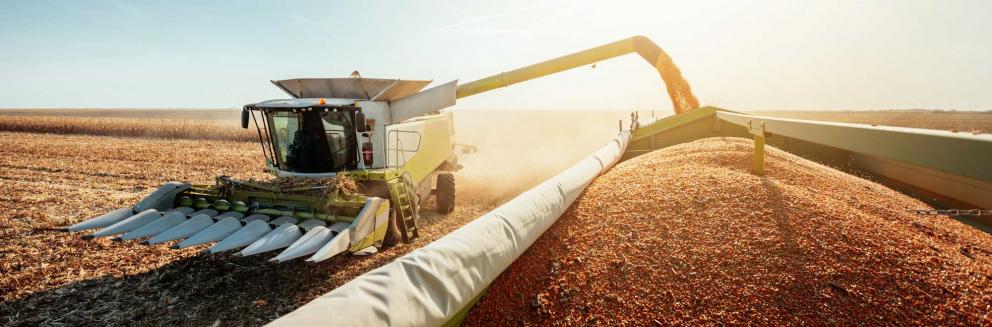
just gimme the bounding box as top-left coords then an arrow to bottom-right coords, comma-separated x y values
62,36 -> 700,263
67,77 -> 467,262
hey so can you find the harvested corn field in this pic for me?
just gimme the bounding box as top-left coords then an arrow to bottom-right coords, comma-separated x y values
0,115 -> 255,142
0,131 -> 503,326
466,137 -> 992,325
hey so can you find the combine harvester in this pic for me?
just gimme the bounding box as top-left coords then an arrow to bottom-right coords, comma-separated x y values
64,36 -> 695,263
65,78 -> 467,262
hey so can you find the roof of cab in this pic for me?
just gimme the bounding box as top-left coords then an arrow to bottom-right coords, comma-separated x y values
271,77 -> 431,101
247,98 -> 355,109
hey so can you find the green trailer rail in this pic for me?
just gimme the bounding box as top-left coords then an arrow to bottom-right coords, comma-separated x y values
625,106 -> 992,230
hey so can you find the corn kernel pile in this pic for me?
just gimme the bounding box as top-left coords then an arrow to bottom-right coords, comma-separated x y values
467,137 -> 992,325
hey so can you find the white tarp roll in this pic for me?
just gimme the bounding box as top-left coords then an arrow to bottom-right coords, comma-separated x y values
268,131 -> 631,327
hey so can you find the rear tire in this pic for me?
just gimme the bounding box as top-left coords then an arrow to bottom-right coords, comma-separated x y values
381,208 -> 401,247
436,172 -> 455,214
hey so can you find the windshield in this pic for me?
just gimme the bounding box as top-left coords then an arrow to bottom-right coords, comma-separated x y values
269,110 -> 358,173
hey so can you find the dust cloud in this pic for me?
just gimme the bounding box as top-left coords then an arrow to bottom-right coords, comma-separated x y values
451,110 -> 630,203
0,108 -> 639,202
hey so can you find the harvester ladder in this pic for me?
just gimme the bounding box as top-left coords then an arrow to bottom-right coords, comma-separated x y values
388,179 -> 419,243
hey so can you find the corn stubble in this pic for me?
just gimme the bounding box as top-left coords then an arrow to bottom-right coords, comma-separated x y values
0,115 -> 255,142
467,137 -> 992,325
0,132 -> 496,326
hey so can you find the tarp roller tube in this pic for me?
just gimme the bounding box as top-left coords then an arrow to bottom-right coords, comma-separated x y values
268,131 -> 631,327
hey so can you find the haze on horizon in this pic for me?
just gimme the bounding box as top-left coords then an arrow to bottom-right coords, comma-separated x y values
1,0 -> 990,113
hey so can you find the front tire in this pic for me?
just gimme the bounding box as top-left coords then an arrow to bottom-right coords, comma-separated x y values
436,172 -> 455,214
381,208 -> 401,247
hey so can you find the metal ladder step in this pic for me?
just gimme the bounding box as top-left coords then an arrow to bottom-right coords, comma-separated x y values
388,180 -> 419,243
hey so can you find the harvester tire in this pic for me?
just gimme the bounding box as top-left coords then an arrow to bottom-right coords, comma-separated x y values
382,208 -> 401,247
436,172 -> 455,214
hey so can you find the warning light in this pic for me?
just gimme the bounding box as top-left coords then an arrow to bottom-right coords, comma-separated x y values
319,98 -> 326,105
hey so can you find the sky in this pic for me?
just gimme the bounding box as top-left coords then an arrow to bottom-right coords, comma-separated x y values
0,0 -> 990,113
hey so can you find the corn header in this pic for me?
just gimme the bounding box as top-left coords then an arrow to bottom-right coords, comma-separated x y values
64,36 -> 699,262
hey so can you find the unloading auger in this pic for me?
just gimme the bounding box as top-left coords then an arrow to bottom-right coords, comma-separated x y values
64,35 -> 699,263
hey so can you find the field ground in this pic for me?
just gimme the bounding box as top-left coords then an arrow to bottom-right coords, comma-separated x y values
0,114 -> 252,142
0,109 -> 622,326
0,132 -> 509,325
0,108 -> 988,325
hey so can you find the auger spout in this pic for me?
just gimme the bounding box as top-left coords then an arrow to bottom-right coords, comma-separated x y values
455,36 -> 699,114
388,36 -> 700,123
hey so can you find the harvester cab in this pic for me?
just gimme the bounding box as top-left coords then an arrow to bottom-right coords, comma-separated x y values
245,77 -> 460,179
65,35 -> 697,264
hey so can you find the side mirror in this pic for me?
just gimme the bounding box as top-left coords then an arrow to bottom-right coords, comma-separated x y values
355,111 -> 367,133
241,109 -> 250,129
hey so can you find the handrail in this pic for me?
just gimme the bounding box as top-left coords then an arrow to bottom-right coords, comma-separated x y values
385,129 -> 422,168
715,111 -> 992,183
